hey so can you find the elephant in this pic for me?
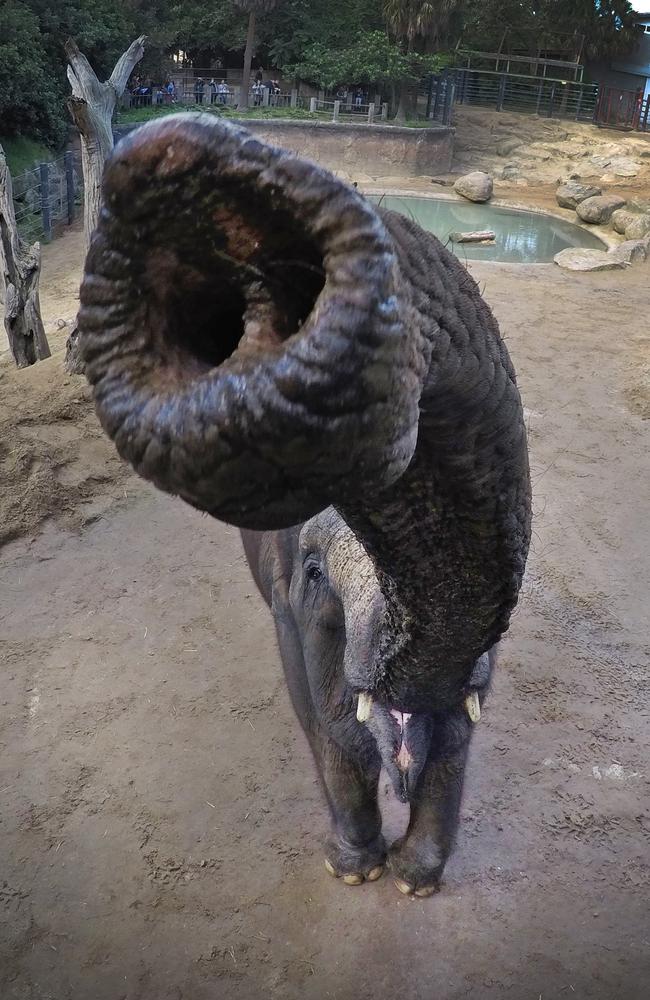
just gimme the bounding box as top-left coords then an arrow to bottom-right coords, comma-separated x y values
79,114 -> 531,897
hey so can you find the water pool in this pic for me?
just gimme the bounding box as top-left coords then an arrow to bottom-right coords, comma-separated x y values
368,194 -> 606,264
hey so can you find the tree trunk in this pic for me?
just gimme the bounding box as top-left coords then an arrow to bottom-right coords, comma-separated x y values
0,148 -> 50,368
393,37 -> 414,124
64,34 -> 146,373
240,12 -> 256,111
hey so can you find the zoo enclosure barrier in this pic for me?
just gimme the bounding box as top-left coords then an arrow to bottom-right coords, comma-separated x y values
11,151 -> 83,243
444,67 -> 600,122
307,98 -> 388,124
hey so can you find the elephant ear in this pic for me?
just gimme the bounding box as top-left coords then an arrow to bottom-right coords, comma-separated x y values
80,114 -> 427,530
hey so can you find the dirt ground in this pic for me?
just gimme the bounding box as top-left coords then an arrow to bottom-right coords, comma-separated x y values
1,208 -> 649,1000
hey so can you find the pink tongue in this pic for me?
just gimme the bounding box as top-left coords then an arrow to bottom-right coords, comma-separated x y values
390,710 -> 413,772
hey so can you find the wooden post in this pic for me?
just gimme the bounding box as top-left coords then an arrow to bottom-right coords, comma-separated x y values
0,148 -> 50,367
64,150 -> 75,224
310,97 -> 317,112
367,102 -> 375,124
333,100 -> 340,122
381,102 -> 388,120
290,88 -> 298,108
39,162 -> 52,242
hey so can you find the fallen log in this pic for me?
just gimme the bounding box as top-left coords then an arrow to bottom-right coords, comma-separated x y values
449,230 -> 496,244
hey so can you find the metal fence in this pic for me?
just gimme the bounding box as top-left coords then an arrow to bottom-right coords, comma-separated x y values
12,150 -> 82,243
449,68 -> 599,122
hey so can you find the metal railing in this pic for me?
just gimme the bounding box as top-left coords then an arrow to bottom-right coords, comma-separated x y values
306,98 -> 388,124
448,67 -> 599,122
11,151 -> 82,243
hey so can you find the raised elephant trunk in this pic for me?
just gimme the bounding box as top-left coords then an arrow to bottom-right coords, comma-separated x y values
80,114 -> 531,716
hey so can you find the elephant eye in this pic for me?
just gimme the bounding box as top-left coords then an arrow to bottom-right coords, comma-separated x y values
305,562 -> 323,583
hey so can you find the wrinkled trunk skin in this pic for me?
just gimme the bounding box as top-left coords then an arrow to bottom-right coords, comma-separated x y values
78,114 -> 531,893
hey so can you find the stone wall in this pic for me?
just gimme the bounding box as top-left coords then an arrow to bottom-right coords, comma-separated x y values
114,119 -> 454,178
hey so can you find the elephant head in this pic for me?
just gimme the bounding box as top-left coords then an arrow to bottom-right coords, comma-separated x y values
80,115 -> 531,778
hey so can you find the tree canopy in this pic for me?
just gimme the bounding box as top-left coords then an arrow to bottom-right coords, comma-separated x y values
0,0 -> 644,150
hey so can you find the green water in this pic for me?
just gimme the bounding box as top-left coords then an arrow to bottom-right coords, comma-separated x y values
368,194 -> 605,264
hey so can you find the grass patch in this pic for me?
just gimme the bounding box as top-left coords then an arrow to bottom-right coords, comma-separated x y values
0,135 -> 55,175
114,103 -> 443,129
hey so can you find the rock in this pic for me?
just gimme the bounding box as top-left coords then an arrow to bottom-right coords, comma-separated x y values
627,198 -> 650,214
497,138 -> 523,157
625,214 -> 650,239
554,248 -> 626,271
576,194 -> 626,224
610,156 -> 640,177
556,182 -> 602,209
500,166 -> 520,180
611,208 -> 641,235
608,240 -> 648,264
453,171 -> 493,203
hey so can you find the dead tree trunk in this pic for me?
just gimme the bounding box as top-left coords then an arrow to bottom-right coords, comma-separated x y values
0,148 -> 50,368
64,34 -> 145,373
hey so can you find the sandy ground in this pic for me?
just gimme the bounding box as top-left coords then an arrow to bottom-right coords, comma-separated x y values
1,214 -> 649,1000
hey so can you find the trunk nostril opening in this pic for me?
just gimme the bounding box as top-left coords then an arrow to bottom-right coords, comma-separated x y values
143,249 -> 247,376
133,205 -> 326,380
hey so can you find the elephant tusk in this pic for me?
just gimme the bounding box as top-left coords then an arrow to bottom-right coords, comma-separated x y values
465,691 -> 481,722
465,691 -> 481,723
356,692 -> 373,723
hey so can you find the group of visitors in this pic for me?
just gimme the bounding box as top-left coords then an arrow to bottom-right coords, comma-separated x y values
128,71 -> 285,111
129,76 -> 176,108
252,73 -> 282,106
193,78 -> 232,105
336,86 -> 368,109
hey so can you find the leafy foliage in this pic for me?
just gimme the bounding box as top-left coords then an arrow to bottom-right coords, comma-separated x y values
290,31 -> 447,88
0,1 -> 68,147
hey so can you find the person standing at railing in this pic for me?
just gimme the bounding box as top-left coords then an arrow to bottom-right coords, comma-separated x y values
194,77 -> 205,105
209,79 -> 219,105
217,80 -> 230,105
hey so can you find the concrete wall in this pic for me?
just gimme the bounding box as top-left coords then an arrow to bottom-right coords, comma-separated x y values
237,120 -> 454,177
114,119 -> 454,179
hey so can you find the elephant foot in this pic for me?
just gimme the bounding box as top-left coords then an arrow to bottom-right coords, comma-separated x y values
388,839 -> 444,898
324,833 -> 386,885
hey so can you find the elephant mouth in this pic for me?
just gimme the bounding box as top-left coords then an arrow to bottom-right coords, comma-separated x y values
362,699 -> 433,803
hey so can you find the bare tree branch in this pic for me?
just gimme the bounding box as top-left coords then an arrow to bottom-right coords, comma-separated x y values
110,35 -> 147,96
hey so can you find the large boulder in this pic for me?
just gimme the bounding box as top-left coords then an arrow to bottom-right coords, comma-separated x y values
554,248 -> 626,271
556,182 -> 602,209
454,171 -> 493,203
611,208 -> 641,235
576,194 -> 626,225
625,214 -> 650,240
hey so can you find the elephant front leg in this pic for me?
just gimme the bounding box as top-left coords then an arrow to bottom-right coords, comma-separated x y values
389,715 -> 472,897
318,738 -> 387,885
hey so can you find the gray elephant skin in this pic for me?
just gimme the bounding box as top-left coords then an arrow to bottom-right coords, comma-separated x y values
79,115 -> 531,897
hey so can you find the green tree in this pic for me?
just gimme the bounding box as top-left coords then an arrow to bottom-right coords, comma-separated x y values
0,1 -> 67,146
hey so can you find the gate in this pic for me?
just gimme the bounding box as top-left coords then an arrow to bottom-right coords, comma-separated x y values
594,86 -> 645,129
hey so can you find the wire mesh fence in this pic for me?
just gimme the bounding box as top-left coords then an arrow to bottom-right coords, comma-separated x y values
446,68 -> 599,122
11,150 -> 83,244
